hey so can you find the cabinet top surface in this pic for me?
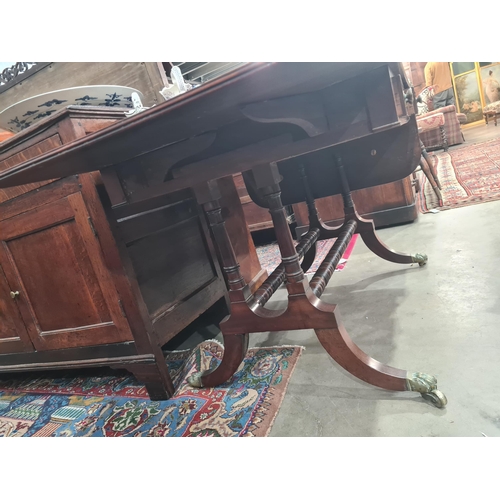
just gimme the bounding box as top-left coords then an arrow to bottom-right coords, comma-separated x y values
0,105 -> 129,154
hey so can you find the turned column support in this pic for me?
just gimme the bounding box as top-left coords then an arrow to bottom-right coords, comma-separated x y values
298,163 -> 322,229
252,163 -> 306,288
193,180 -> 249,301
186,165 -> 445,408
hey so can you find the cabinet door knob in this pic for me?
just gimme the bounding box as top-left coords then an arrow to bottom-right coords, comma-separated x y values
10,291 -> 20,299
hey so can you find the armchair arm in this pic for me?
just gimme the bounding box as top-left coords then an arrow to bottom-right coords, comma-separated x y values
421,105 -> 457,118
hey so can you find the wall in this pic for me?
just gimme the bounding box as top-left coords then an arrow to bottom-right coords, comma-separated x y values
0,62 -> 168,112
403,62 -> 427,95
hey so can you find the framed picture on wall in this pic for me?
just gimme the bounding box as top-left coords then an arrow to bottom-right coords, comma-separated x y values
480,64 -> 500,105
455,72 -> 483,123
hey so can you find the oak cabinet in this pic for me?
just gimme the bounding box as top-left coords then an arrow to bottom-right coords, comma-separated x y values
0,262 -> 33,354
0,106 -> 229,399
0,185 -> 134,353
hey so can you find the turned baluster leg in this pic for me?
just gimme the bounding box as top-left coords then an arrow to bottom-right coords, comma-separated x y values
420,139 -> 442,191
419,157 -> 443,205
298,163 -> 323,231
440,125 -> 449,152
420,139 -> 442,190
297,164 -> 319,272
253,164 -> 307,292
187,180 -> 249,388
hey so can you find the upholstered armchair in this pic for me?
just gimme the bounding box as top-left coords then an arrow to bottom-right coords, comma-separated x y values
416,86 -> 467,151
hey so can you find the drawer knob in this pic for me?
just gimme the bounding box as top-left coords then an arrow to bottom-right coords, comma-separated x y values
10,291 -> 20,299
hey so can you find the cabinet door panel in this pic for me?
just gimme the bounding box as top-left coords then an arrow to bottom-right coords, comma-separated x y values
0,264 -> 34,354
0,194 -> 133,350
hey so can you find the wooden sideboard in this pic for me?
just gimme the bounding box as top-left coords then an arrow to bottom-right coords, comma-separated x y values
0,106 -> 240,399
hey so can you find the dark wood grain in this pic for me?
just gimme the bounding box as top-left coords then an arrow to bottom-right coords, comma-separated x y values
293,176 -> 418,235
0,63 -> 413,190
217,175 -> 268,289
0,341 -> 136,367
0,133 -> 62,203
309,220 -> 357,297
0,107 -> 186,399
0,63 -> 441,404
233,170 -> 276,233
0,192 -> 133,350
0,353 -> 155,373
0,263 -> 34,354
0,176 -> 80,222
126,215 -> 218,318
253,228 -> 319,307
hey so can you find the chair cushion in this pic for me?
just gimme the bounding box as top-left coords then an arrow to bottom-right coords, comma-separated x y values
417,102 -> 429,115
417,112 -> 445,132
417,87 -> 435,115
483,101 -> 500,113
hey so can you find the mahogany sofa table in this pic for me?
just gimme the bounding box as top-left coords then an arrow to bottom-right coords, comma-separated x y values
0,62 -> 447,407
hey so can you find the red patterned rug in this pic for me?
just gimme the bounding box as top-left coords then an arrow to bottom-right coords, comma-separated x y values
256,234 -> 358,276
0,341 -> 303,437
417,137 -> 500,212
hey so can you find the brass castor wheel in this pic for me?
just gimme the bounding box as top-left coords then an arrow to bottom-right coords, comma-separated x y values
421,389 -> 447,408
411,253 -> 428,267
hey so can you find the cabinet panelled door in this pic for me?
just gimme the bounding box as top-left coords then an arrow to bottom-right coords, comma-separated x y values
0,192 -> 133,352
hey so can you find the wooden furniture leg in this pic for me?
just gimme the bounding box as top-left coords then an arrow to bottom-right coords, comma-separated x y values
127,361 -> 174,400
300,159 -> 429,267
417,139 -> 443,206
412,171 -> 420,192
420,139 -> 442,189
419,157 -> 443,206
188,180 -> 250,388
315,318 -> 441,400
304,158 -> 444,406
300,243 -> 317,273
185,163 -> 447,408
297,164 -> 319,273
440,124 -> 449,152
188,333 -> 249,388
217,175 -> 268,292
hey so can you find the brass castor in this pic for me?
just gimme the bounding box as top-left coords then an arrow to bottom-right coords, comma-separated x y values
412,253 -> 428,267
406,372 -> 447,408
421,389 -> 448,408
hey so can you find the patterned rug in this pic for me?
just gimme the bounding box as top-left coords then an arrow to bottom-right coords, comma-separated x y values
417,137 -> 500,212
256,234 -> 358,276
0,341 -> 303,437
